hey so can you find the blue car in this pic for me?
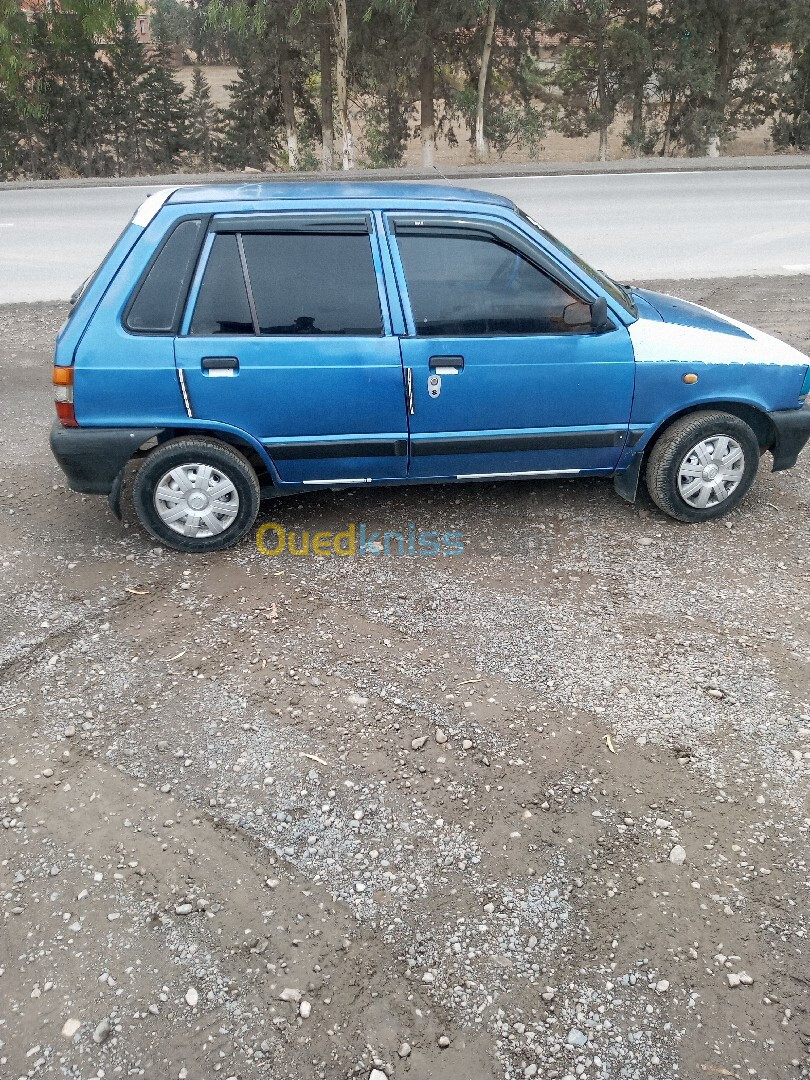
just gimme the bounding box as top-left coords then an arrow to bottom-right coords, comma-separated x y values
50,182 -> 810,553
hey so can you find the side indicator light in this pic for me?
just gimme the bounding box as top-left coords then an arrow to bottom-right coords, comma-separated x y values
53,366 -> 78,427
683,373 -> 698,384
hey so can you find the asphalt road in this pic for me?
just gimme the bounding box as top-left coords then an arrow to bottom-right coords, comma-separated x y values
1,168 -> 809,303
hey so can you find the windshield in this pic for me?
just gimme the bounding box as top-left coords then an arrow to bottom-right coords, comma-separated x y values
517,209 -> 637,317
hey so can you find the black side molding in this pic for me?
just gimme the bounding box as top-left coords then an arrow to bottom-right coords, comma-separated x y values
50,422 -> 164,495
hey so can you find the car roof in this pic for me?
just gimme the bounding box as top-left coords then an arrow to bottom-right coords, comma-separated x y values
168,181 -> 513,208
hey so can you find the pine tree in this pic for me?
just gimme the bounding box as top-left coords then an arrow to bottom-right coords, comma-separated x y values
187,65 -> 218,168
140,43 -> 190,171
217,55 -> 284,170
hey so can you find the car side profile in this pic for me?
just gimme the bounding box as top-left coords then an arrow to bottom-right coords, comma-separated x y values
50,182 -> 810,553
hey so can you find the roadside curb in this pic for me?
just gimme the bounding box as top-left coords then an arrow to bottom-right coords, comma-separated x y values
3,153 -> 809,191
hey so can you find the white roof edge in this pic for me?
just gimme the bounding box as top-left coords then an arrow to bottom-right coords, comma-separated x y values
131,186 -> 180,228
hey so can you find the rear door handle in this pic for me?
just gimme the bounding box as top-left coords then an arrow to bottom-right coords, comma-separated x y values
201,356 -> 239,377
429,354 -> 464,373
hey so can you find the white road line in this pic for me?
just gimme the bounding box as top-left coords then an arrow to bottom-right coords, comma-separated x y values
0,222 -> 15,227
782,263 -> 810,271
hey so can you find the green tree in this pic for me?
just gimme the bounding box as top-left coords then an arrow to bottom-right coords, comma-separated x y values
549,0 -> 626,161
217,53 -> 284,169
187,65 -> 218,167
772,3 -> 810,151
651,0 -> 792,156
140,42 -> 190,171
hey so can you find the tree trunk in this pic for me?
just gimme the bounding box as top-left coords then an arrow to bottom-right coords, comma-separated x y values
595,17 -> 608,162
474,1 -> 497,163
278,21 -> 299,169
662,91 -> 675,155
319,11 -> 334,170
706,14 -> 734,157
628,0 -> 646,156
417,0 -> 435,168
332,0 -> 353,170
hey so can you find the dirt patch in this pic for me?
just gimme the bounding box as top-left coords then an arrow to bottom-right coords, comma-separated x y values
0,278 -> 808,1080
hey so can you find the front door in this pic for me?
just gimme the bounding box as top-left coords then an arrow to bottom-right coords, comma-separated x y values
384,213 -> 636,480
175,215 -> 408,485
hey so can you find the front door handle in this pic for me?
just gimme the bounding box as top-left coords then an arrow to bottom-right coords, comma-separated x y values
429,354 -> 464,373
201,356 -> 239,377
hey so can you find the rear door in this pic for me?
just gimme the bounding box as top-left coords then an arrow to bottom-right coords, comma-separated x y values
384,213 -> 636,480
175,213 -> 408,485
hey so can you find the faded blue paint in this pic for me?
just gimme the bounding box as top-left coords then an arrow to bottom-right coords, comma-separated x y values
633,289 -> 753,339
56,182 -> 810,500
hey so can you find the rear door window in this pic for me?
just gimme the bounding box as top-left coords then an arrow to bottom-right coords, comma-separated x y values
241,232 -> 383,336
126,218 -> 203,333
189,234 -> 254,336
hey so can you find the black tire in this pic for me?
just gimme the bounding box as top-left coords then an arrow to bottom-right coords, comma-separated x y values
645,411 -> 760,523
132,437 -> 260,553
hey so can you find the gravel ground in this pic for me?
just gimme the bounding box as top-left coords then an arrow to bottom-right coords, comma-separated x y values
0,278 -> 808,1080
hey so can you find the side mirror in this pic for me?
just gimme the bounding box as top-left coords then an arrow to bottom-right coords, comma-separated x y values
590,295 -> 614,333
563,296 -> 614,332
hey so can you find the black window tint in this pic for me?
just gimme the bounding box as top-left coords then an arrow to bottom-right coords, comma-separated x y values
397,232 -> 585,337
126,219 -> 203,333
190,234 -> 254,336
241,233 -> 382,336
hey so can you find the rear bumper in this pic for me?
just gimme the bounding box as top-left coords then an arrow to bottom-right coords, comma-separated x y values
49,422 -> 163,494
769,403 -> 810,472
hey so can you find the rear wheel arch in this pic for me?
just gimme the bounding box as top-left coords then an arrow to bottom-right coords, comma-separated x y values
153,427 -> 276,489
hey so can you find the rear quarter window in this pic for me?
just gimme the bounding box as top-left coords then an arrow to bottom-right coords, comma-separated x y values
125,218 -> 204,333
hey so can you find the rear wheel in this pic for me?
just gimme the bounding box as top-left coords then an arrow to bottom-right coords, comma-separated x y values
133,437 -> 260,552
645,411 -> 760,522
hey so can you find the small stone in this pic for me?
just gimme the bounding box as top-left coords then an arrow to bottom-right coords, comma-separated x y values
411,736 -> 428,750
739,972 -> 754,985
174,904 -> 193,915
637,537 -> 654,546
655,979 -> 670,993
398,1042 -> 412,1058
92,1017 -> 111,1044
369,1071 -> 388,1080
438,1034 -> 450,1048
462,739 -> 473,750
525,1066 -> 538,1078
789,749 -> 803,764
299,1000 -> 311,1019
61,1019 -> 81,1039
185,987 -> 199,1007
435,728 -> 448,745
669,844 -> 687,866
727,973 -> 741,988
64,725 -> 76,737
567,1028 -> 588,1048
279,987 -> 301,1003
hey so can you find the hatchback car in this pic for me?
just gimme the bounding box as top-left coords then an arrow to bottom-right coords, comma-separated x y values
51,182 -> 810,552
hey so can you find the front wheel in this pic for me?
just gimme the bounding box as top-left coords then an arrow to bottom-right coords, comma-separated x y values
645,411 -> 761,522
132,437 -> 260,552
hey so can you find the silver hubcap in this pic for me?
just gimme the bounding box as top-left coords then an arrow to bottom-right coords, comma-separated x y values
154,463 -> 240,538
677,434 -> 745,509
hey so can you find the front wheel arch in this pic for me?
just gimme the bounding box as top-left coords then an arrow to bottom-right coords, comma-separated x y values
616,401 -> 775,504
643,410 -> 761,521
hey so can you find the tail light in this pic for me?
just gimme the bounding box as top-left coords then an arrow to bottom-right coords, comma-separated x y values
53,366 -> 77,427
